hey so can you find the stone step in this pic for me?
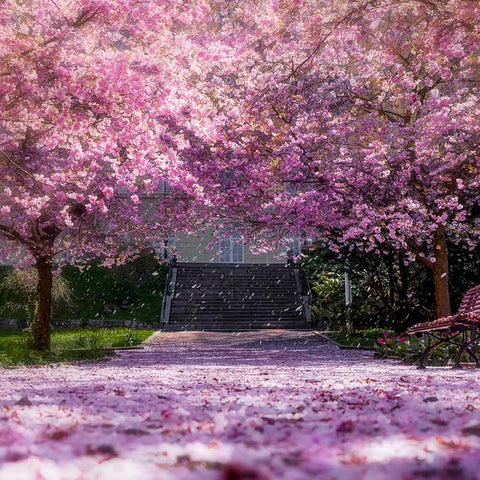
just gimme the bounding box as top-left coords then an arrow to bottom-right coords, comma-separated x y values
167,315 -> 303,322
170,311 -> 304,318
171,313 -> 304,318
172,303 -> 301,308
177,282 -> 294,285
175,272 -> 295,277
166,316 -> 305,324
167,263 -> 307,331
176,270 -> 294,274
171,303 -> 303,310
174,290 -> 299,295
176,287 -> 296,290
170,303 -> 304,310
164,323 -> 307,331
176,263 -> 293,268
174,286 -> 297,291
176,282 -> 295,285
167,316 -> 304,324
171,293 -> 302,300
171,299 -> 303,304
173,296 -> 299,301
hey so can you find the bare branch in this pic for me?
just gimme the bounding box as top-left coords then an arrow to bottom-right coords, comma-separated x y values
0,150 -> 36,180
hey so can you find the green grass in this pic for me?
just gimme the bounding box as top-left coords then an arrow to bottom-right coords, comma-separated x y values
0,328 -> 154,367
328,328 -> 391,347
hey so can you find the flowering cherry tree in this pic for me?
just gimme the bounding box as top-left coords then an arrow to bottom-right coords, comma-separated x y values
0,0 -> 214,350
198,0 -> 480,319
3,0 -> 480,348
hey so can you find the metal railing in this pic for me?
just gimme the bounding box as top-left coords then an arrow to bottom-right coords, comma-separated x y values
299,267 -> 313,326
160,264 -> 177,328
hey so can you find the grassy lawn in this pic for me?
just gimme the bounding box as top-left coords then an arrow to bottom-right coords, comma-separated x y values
0,328 -> 155,367
328,328 -> 391,348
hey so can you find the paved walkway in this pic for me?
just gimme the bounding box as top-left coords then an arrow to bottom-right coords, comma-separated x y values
1,331 -> 480,480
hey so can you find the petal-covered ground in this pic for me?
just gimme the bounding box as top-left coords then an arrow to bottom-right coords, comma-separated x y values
1,330 -> 480,480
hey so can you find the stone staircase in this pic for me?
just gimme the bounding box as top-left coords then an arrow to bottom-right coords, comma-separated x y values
163,263 -> 309,331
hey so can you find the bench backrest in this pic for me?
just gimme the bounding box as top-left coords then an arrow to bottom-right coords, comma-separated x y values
457,286 -> 480,315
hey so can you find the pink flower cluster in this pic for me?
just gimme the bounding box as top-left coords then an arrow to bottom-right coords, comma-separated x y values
378,332 -> 406,345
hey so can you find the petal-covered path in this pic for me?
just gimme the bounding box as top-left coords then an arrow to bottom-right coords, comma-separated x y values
1,330 -> 480,480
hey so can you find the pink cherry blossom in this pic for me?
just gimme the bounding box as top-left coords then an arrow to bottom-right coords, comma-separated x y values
184,0 -> 480,319
0,0 -> 221,349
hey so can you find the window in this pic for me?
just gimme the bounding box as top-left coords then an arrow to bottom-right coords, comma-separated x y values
115,179 -> 170,198
156,179 -> 170,195
288,235 -> 313,257
219,230 -> 244,263
291,237 -> 302,256
115,184 -> 130,197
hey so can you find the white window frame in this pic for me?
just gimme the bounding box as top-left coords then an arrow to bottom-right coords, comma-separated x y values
219,230 -> 244,263
288,235 -> 313,257
156,179 -> 170,195
291,237 -> 302,256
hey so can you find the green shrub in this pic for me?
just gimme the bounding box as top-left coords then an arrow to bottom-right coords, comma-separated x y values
301,248 -> 382,331
302,243 -> 480,333
0,251 -> 168,324
59,251 -> 167,323
0,267 -> 72,324
375,330 -> 474,365
330,328 -> 391,347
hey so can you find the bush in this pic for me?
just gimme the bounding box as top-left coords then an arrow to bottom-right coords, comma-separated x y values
59,251 -> 167,323
0,267 -> 72,324
0,251 -> 168,325
309,269 -> 346,329
301,248 -> 387,331
302,243 -> 480,333
375,331 -> 473,365
330,328 -> 391,347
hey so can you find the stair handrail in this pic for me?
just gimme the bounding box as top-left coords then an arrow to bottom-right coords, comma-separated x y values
160,266 -> 171,325
160,262 -> 177,327
299,267 -> 313,326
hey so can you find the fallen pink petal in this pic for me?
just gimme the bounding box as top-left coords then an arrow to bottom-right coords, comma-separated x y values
2,331 -> 480,480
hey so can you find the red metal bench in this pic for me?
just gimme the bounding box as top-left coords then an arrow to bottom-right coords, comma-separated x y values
408,286 -> 480,369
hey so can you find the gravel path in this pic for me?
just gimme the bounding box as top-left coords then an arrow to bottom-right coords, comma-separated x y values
1,330 -> 480,480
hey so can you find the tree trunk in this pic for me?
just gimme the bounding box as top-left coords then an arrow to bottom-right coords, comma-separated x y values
33,256 -> 53,350
432,226 -> 451,318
